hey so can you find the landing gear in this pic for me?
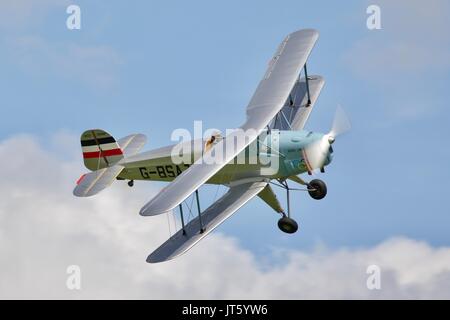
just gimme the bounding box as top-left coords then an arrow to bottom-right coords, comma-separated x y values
278,180 -> 299,234
278,215 -> 298,234
127,180 -> 134,187
308,179 -> 327,200
275,178 -> 327,233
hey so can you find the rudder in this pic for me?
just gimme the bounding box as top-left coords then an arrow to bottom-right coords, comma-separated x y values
81,129 -> 124,171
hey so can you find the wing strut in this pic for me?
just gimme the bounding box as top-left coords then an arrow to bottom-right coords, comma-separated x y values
178,191 -> 204,236
195,190 -> 205,233
304,64 -> 312,106
179,204 -> 186,235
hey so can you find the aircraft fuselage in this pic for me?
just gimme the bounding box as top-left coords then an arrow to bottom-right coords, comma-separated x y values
117,130 -> 332,184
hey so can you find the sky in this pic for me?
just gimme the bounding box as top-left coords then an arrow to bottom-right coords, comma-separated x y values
0,0 -> 450,299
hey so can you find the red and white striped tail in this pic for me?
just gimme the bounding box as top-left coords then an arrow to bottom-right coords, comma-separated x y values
80,129 -> 124,171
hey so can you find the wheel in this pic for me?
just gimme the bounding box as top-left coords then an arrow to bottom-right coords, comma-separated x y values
278,216 -> 298,234
308,179 -> 327,200
127,180 -> 134,187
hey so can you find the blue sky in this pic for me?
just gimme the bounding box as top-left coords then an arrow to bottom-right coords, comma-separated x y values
1,0 -> 450,270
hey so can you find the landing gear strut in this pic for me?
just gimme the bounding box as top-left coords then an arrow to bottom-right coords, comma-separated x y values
127,180 -> 134,187
277,180 -> 299,234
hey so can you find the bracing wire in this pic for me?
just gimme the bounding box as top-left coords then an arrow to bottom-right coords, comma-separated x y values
166,211 -> 172,238
213,184 -> 221,202
173,209 -> 178,231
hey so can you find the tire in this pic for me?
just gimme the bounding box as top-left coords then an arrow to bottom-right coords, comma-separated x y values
278,216 -> 298,234
308,179 -> 327,200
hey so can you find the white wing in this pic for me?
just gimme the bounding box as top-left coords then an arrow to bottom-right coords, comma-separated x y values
147,180 -> 268,263
140,29 -> 319,216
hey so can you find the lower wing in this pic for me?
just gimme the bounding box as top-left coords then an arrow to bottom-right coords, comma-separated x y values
147,179 -> 268,263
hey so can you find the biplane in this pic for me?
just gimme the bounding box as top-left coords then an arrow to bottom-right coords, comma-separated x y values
74,29 -> 349,263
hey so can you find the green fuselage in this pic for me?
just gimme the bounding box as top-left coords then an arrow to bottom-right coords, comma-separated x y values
117,130 -> 332,184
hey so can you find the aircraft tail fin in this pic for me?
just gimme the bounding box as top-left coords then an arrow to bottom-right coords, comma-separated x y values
80,129 -> 124,171
75,129 -> 148,197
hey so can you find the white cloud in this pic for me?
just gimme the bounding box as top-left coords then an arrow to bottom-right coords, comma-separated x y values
1,134 -> 450,299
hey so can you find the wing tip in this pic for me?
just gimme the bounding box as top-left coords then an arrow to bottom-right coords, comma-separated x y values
139,205 -> 171,217
146,255 -> 159,263
146,251 -> 179,264
139,207 -> 156,216
73,186 -> 88,197
146,254 -> 166,264
306,74 -> 324,81
139,207 -> 147,216
73,189 -> 95,197
291,28 -> 319,36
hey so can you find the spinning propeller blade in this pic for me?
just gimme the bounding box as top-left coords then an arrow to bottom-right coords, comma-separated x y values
303,105 -> 350,172
330,104 -> 351,138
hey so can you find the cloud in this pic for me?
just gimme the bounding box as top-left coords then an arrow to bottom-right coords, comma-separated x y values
1,134 -> 450,299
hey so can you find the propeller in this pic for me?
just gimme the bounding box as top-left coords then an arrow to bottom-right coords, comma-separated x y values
302,105 -> 350,172
330,104 -> 351,139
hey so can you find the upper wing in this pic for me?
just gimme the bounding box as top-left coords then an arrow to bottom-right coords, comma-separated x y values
140,29 -> 319,216
271,75 -> 325,130
147,180 -> 268,263
117,134 -> 147,157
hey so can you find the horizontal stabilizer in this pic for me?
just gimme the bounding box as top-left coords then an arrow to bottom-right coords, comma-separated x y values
117,134 -> 147,157
73,165 -> 124,197
147,180 -> 267,263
